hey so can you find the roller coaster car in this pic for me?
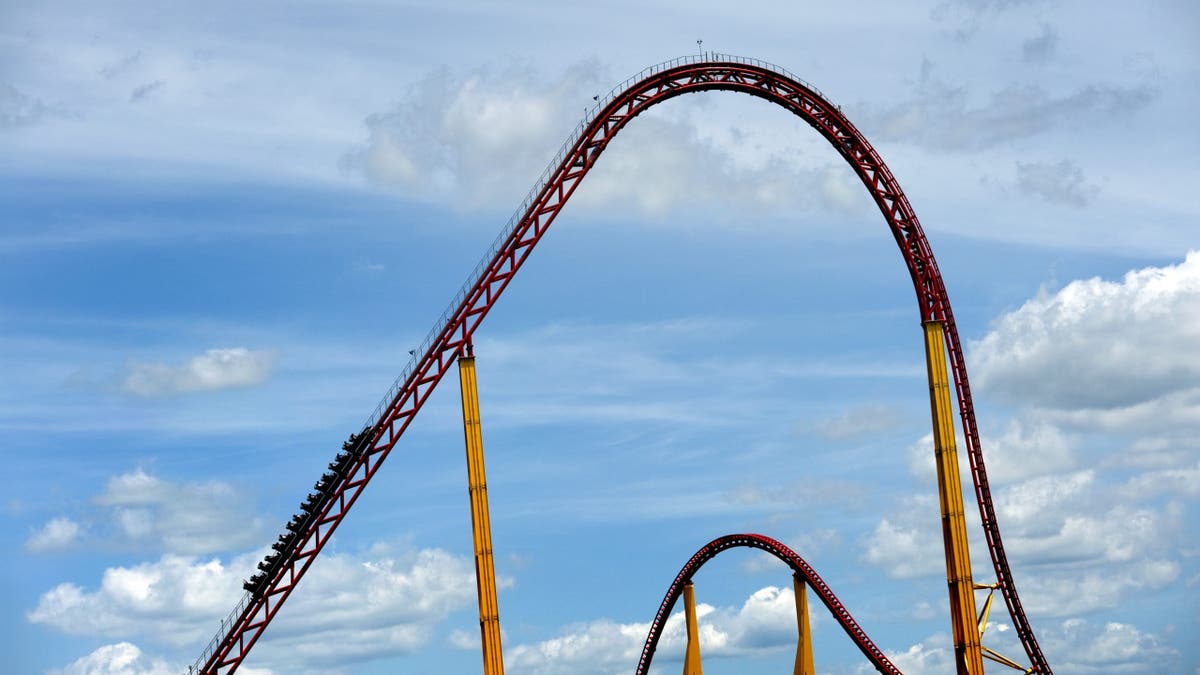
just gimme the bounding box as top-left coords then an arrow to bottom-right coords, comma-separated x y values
286,515 -> 305,532
342,426 -> 371,452
301,493 -> 321,510
329,454 -> 352,475
243,572 -> 266,593
317,471 -> 339,490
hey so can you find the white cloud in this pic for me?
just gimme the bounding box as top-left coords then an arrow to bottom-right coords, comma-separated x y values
972,252 -> 1200,413
29,554 -> 242,646
30,544 -> 478,671
992,469 -> 1093,532
862,504 -> 946,580
506,585 -> 806,675
52,642 -> 175,675
905,420 -> 1077,486
95,469 -> 265,555
26,516 -> 84,552
1119,461 -> 1200,500
866,632 -> 954,675
1009,503 -> 1174,566
123,347 -> 275,397
344,61 -> 873,223
343,61 -> 610,208
1042,618 -> 1181,673
866,618 -> 1183,674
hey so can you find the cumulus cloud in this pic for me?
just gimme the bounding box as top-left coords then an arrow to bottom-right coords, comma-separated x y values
344,61 -> 873,222
862,63 -> 1154,152
1042,618 -> 1181,672
971,252 -> 1200,413
1015,158 -> 1099,207
905,419 -> 1077,486
866,617 -> 1181,674
27,516 -> 84,552
29,554 -> 243,646
869,632 -> 955,675
30,545 -> 478,670
123,347 -> 276,397
862,494 -> 948,580
343,61 -> 610,207
864,455 -> 1182,607
52,641 -> 174,675
507,585 -> 807,674
95,469 -> 265,555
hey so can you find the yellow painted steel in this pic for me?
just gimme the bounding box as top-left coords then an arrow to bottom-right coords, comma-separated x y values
682,581 -> 703,675
458,356 -> 505,675
792,574 -> 815,675
977,583 -> 1033,672
923,321 -> 985,675
982,646 -> 1034,673
976,583 -> 998,637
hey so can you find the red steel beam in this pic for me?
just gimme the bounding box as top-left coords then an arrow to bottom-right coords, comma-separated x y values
634,533 -> 902,675
193,54 -> 1049,674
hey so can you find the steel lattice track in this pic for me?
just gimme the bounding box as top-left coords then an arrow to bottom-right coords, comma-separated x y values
190,54 -> 1050,674
635,533 -> 902,675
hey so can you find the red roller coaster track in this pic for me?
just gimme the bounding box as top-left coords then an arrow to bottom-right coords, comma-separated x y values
190,53 -> 1050,674
635,533 -> 902,674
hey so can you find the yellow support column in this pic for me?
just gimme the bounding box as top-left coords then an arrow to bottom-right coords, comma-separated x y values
923,321 -> 985,675
793,574 -> 814,675
458,354 -> 505,675
682,581 -> 703,675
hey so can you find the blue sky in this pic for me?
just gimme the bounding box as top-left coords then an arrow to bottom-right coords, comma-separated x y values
2,1 -> 1198,673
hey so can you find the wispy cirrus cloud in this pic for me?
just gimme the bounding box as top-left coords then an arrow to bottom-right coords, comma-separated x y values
860,63 -> 1155,152
1014,158 -> 1099,207
1,81 -> 68,129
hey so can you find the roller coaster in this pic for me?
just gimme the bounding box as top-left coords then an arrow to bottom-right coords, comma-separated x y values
187,54 -> 1052,674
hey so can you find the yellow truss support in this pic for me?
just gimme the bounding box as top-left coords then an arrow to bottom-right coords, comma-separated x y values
682,581 -> 703,675
458,355 -> 505,675
977,584 -> 1034,673
923,321 -> 985,675
793,574 -> 815,675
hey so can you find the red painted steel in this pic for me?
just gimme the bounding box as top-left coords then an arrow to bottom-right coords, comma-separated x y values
635,533 -> 901,674
193,54 -> 1049,673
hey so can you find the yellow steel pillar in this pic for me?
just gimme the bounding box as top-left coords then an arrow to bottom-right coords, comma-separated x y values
923,321 -> 985,675
458,353 -> 505,675
793,574 -> 815,675
682,581 -> 703,675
